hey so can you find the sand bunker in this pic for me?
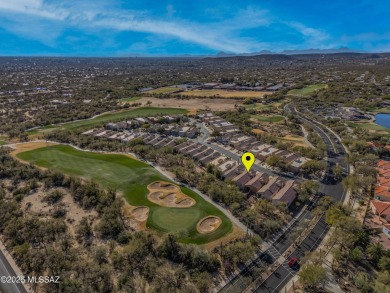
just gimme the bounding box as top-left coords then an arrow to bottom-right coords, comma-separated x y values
147,181 -> 195,208
197,216 -> 222,234
131,206 -> 149,222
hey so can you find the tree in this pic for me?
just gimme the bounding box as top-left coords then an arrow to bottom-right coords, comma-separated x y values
76,217 -> 94,246
355,272 -> 372,293
297,180 -> 319,202
298,263 -> 328,289
367,242 -> 385,264
301,160 -> 326,176
332,164 -> 343,181
378,255 -> 390,271
95,246 -> 108,265
265,155 -> 282,167
373,270 -> 390,293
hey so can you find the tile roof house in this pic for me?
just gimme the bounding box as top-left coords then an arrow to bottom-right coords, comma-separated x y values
218,160 -> 237,174
289,157 -> 310,173
256,146 -> 279,161
258,176 -> 284,200
199,152 -> 221,165
375,160 -> 390,201
271,180 -> 298,207
194,148 -> 214,161
232,171 -> 256,191
244,172 -> 270,193
370,200 -> 390,222
224,165 -> 245,180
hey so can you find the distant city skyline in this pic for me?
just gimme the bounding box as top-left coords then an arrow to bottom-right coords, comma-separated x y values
0,0 -> 389,56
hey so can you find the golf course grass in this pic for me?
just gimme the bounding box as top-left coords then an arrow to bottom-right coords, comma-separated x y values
288,84 -> 328,96
0,135 -> 7,145
27,107 -> 187,134
16,145 -> 232,244
251,114 -> 285,123
147,87 -> 180,94
347,121 -> 390,133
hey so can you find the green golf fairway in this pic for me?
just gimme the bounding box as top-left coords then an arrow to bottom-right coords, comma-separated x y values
17,145 -> 232,244
27,107 -> 187,134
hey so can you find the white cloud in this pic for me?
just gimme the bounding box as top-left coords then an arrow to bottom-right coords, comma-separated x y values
0,0 -> 69,20
0,0 -> 331,53
284,21 -> 330,48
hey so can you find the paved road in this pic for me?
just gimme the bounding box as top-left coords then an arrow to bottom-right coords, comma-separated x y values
219,104 -> 349,293
0,250 -> 27,293
194,122 -> 297,180
251,104 -> 349,292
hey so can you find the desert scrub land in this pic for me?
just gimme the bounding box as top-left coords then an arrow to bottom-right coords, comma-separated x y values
16,145 -> 233,244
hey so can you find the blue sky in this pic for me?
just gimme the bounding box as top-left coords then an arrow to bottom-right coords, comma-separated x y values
0,0 -> 389,56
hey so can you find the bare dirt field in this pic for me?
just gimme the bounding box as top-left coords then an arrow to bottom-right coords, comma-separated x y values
252,129 -> 265,134
21,187 -> 98,236
197,216 -> 222,234
147,181 -> 196,208
137,97 -> 242,114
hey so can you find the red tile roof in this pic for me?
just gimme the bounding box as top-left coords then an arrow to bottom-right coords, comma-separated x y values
371,200 -> 390,215
378,160 -> 390,169
375,185 -> 390,198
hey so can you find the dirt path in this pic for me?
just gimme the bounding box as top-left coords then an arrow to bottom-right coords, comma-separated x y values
300,125 -> 315,149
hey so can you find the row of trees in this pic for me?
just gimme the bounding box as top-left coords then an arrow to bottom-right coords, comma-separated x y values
297,202 -> 390,292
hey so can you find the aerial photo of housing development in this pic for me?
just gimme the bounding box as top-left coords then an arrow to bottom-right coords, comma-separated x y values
1,1 -> 390,293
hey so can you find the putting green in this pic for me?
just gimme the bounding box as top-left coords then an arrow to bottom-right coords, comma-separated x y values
151,208 -> 201,232
16,145 -> 232,244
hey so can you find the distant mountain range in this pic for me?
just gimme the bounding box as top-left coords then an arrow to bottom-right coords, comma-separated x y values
214,47 -> 364,57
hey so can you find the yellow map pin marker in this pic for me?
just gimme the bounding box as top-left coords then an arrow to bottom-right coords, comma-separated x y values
241,152 -> 255,172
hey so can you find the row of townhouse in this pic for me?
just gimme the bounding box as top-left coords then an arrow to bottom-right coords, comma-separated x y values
82,128 -> 146,142
174,140 -> 299,207
83,127 -> 300,207
147,124 -> 198,138
370,160 -> 390,238
105,115 -> 181,131
104,116 -> 198,138
199,113 -> 309,173
199,113 -> 240,135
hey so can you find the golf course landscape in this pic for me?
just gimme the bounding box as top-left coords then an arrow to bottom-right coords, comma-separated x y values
27,107 -> 187,134
16,144 -> 232,244
287,84 -> 328,96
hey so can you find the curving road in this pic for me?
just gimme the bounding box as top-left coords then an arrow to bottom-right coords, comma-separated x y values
219,103 -> 349,293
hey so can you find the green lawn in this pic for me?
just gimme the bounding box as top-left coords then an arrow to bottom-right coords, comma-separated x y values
148,87 -> 180,94
368,107 -> 390,114
251,114 -> 285,123
347,122 -> 390,136
0,135 -> 8,145
28,107 -> 187,134
17,145 -> 232,244
288,84 -> 328,96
